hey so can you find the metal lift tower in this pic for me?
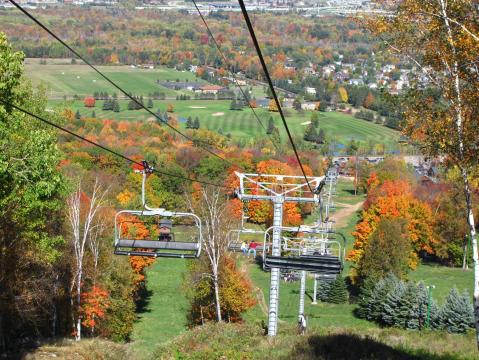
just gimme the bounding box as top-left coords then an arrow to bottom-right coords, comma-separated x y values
235,172 -> 324,336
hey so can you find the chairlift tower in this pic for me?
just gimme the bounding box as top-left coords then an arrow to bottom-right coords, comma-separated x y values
235,171 -> 324,336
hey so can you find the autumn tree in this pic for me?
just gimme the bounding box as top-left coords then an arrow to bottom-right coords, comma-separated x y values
84,96 -> 96,108
338,86 -> 348,103
268,99 -> 279,112
357,218 -> 412,282
367,0 -> 479,344
187,186 -> 236,322
67,179 -> 108,341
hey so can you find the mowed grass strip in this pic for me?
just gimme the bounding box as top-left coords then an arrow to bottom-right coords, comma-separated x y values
130,258 -> 190,359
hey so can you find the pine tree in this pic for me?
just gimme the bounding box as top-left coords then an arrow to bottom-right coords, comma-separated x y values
317,280 -> 331,302
91,110 -> 96,118
303,124 -> 317,142
193,117 -> 200,130
186,116 -> 193,129
368,273 -> 399,322
266,117 -> 275,135
112,100 -> 120,112
127,100 -> 135,110
396,281 -> 421,329
327,275 -> 348,304
75,110 -> 81,120
441,288 -> 474,333
102,98 -> 111,111
230,99 -> 237,110
316,128 -> 325,144
381,280 -> 406,326
147,98 -> 154,108
355,278 -> 375,319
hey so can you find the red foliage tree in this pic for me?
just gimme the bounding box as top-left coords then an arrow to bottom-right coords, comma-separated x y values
83,96 -> 96,108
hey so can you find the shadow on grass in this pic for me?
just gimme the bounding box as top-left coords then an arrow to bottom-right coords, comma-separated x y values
285,333 -> 459,360
135,284 -> 153,314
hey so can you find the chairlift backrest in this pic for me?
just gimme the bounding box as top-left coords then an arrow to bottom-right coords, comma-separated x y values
114,163 -> 202,259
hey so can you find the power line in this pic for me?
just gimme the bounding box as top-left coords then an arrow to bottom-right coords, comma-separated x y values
190,0 -> 282,154
0,98 -> 233,190
237,0 -> 315,193
8,0 -> 240,170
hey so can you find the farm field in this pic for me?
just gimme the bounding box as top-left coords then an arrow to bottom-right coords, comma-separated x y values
24,59 -> 202,98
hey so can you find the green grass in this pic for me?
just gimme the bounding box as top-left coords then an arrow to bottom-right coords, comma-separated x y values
409,263 -> 474,304
25,60 -> 201,98
50,98 -> 401,150
130,258 -> 190,360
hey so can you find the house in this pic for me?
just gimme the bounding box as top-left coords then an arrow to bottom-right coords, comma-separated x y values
199,84 -> 225,94
301,102 -> 317,110
305,87 -> 316,95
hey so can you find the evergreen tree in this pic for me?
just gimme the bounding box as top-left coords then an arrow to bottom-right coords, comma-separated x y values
127,99 -> 135,110
230,99 -> 237,110
316,128 -> 325,144
271,126 -> 281,146
155,109 -> 163,125
381,280 -> 406,326
91,110 -> 96,118
218,128 -> 224,135
75,109 -> 81,120
355,278 -> 375,319
303,124 -> 317,142
317,280 -> 331,302
112,100 -> 120,112
193,117 -> 200,130
266,117 -> 275,135
327,275 -> 348,304
147,98 -> 154,108
441,288 -> 474,333
102,98 -> 112,111
368,273 -> 399,321
186,116 -> 193,129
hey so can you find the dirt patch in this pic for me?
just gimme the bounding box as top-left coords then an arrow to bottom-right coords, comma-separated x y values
331,201 -> 364,229
189,106 -> 206,109
212,112 -> 224,117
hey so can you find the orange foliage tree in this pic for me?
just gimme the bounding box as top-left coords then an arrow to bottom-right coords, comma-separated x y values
80,285 -> 110,333
348,180 -> 436,269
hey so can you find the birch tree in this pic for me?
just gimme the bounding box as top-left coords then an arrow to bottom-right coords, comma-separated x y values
67,179 -> 108,340
187,186 -> 233,322
367,0 -> 479,347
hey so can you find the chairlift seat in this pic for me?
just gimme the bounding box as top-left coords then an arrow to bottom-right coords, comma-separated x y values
117,239 -> 199,250
264,254 -> 342,273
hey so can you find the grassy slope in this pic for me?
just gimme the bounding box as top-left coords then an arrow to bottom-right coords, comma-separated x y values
130,258 -> 190,359
24,61 -> 200,98
49,98 -> 401,150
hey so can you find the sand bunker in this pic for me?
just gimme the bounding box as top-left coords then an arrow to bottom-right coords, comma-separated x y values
189,106 -> 206,109
212,112 -> 224,117
301,121 -> 311,125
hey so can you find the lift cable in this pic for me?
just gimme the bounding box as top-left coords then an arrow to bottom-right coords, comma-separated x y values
237,0 -> 314,193
0,98 -> 233,190
190,0 -> 282,154
8,0 -> 242,171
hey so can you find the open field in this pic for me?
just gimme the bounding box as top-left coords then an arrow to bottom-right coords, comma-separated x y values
50,98 -> 402,150
24,60 -> 201,98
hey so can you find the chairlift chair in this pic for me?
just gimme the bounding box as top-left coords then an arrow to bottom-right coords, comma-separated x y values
261,226 -> 343,274
113,161 -> 202,258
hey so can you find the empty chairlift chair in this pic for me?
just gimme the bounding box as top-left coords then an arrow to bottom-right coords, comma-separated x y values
262,226 -> 343,275
113,161 -> 202,258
